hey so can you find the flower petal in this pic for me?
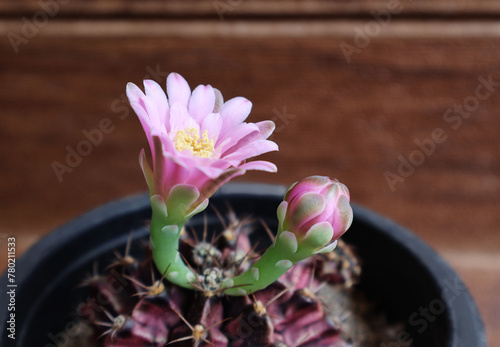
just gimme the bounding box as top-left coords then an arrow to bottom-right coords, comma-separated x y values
288,192 -> 326,232
169,103 -> 199,136
201,113 -> 223,143
219,97 -> 252,138
223,139 -> 278,161
189,84 -> 215,123
220,121 -> 276,157
138,149 -> 154,193
130,101 -> 152,134
144,79 -> 169,125
192,164 -> 225,180
255,120 -> 275,140
126,82 -> 145,104
218,122 -> 259,153
332,195 -> 353,239
197,167 -> 245,203
142,97 -> 168,133
166,73 -> 191,107
213,88 -> 224,113
239,160 -> 277,173
127,83 -> 151,134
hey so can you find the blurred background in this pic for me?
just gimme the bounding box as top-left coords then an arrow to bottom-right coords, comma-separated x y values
0,0 -> 499,344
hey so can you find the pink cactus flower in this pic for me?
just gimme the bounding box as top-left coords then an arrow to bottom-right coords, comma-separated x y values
278,176 -> 353,252
127,73 -> 278,217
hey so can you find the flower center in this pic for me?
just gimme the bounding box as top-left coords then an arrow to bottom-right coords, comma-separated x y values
174,127 -> 214,158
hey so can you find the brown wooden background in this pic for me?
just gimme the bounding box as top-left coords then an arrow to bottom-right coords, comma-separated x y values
0,1 -> 499,344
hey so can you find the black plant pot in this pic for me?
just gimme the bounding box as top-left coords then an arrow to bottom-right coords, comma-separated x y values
0,183 -> 487,347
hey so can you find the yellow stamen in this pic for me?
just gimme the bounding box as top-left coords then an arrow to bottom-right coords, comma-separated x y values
174,127 -> 214,158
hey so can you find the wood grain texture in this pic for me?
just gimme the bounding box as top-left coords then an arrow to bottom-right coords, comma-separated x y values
0,19 -> 498,344
2,0 -> 500,18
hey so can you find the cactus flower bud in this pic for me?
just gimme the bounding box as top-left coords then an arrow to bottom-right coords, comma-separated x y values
278,176 -> 353,252
224,176 -> 353,295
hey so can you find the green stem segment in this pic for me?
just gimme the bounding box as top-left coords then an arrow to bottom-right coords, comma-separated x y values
149,188 -> 335,295
149,197 -> 196,289
223,232 -> 313,295
223,220 -> 337,295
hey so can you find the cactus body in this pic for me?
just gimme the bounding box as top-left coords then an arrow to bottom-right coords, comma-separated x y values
77,213 -> 361,347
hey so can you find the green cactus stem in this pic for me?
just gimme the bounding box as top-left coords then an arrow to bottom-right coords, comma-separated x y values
223,220 -> 337,295
149,187 -> 208,290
